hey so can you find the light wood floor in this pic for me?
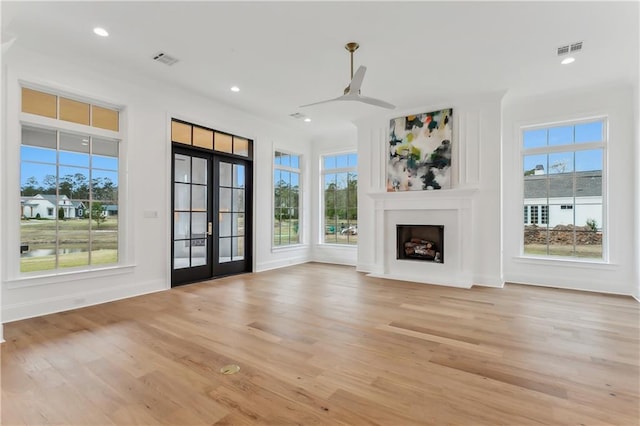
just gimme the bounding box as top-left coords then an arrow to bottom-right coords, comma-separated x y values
2,263 -> 639,425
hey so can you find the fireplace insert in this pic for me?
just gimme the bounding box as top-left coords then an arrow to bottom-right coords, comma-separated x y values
396,224 -> 444,263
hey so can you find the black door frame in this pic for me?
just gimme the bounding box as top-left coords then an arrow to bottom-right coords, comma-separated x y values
171,145 -> 253,287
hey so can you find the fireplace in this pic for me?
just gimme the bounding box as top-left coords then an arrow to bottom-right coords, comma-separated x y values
396,225 -> 444,263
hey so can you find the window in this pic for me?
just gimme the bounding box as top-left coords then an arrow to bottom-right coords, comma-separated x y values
20,87 -> 121,273
522,119 -> 605,259
322,153 -> 357,245
273,151 -> 300,246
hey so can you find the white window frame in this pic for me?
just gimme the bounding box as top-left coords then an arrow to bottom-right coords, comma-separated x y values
320,151 -> 358,246
272,149 -> 303,249
5,79 -> 131,285
520,116 -> 608,261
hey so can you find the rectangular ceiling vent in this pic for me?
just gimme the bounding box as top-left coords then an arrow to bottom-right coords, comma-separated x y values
557,41 -> 583,56
570,42 -> 583,53
152,52 -> 179,66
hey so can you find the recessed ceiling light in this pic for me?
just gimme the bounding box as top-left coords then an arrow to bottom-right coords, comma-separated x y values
561,57 -> 575,65
230,86 -> 240,92
303,118 -> 311,122
93,27 -> 109,37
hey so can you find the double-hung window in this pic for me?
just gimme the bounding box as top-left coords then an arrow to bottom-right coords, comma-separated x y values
322,153 -> 357,245
522,118 -> 605,259
273,151 -> 301,247
20,87 -> 122,273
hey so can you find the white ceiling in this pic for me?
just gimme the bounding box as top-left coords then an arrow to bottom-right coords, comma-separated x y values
2,1 -> 638,136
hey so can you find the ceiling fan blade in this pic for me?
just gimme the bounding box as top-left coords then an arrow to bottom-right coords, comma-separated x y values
354,95 -> 396,109
348,66 -> 367,94
299,97 -> 342,108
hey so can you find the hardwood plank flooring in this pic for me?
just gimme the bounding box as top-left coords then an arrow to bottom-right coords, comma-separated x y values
2,263 -> 638,425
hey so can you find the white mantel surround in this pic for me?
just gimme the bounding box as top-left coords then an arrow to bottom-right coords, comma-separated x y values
367,189 -> 477,287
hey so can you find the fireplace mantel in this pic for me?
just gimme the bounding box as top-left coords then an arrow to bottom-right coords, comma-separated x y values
367,188 -> 477,211
366,187 -> 477,287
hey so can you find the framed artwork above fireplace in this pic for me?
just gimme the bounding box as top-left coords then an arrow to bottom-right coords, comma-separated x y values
387,108 -> 453,191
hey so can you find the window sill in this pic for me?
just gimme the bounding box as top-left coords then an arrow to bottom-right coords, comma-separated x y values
512,256 -> 618,270
6,264 -> 136,289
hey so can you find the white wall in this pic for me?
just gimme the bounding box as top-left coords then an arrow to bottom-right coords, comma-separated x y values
356,93 -> 504,288
2,46 -> 312,322
502,84 -> 636,295
309,127 -> 358,266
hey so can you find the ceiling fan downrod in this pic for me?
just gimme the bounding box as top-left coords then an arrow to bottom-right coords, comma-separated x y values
344,42 -> 359,94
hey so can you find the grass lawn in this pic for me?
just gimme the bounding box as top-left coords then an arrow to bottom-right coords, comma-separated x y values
524,243 -> 602,258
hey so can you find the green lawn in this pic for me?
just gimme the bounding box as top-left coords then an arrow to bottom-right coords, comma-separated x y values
524,243 -> 602,258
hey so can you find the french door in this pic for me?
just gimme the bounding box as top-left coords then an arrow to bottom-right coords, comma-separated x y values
172,147 -> 252,286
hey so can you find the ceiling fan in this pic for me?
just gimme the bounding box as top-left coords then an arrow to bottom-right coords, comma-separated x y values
300,42 -> 395,110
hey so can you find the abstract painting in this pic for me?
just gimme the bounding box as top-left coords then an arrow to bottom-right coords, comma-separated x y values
387,108 -> 453,191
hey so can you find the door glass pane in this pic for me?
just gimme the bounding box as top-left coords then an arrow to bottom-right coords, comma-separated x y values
192,185 -> 207,211
233,189 -> 244,212
219,238 -> 231,263
174,154 -> 191,183
174,241 -> 190,269
215,133 -> 233,153
191,212 -> 207,239
232,236 -> 244,260
191,240 -> 207,266
233,164 -> 245,187
219,212 -> 231,237
220,162 -> 232,187
233,137 -> 249,157
220,188 -> 232,212
232,213 -> 244,236
192,157 -> 207,184
174,183 -> 190,210
174,212 -> 190,239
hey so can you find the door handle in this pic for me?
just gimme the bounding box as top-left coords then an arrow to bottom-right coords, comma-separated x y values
207,222 -> 213,236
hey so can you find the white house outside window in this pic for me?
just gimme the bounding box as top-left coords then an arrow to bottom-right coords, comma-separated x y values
522,118 -> 605,259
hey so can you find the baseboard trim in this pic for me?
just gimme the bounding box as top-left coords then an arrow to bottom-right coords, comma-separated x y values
255,256 -> 310,273
472,275 -> 504,288
2,279 -> 166,323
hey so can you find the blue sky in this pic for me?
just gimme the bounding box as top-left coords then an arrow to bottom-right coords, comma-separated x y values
523,121 -> 604,173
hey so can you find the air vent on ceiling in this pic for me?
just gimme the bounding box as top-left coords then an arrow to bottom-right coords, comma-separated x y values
557,41 -> 583,56
152,52 -> 179,66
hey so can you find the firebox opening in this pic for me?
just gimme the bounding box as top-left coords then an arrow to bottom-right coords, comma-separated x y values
396,224 -> 444,263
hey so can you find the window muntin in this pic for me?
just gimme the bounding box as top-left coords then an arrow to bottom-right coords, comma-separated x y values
273,151 -> 301,247
322,153 -> 357,245
522,119 -> 605,259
